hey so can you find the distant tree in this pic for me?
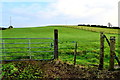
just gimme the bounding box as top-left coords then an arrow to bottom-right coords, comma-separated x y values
8,26 -> 13,29
0,27 -> 7,30
108,22 -> 112,27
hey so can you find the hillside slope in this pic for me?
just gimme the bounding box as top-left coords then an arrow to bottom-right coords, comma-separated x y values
1,26 -> 119,67
52,25 -> 119,34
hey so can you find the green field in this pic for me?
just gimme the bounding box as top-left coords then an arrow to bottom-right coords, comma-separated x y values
1,26 -> 120,68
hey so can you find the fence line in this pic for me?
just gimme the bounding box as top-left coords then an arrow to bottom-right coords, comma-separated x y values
1,38 -> 54,61
54,29 -> 58,59
0,38 -> 54,61
98,32 -> 104,70
28,39 -> 31,59
0,42 -> 53,44
1,51 -> 54,53
0,47 -> 52,49
1,30 -> 119,71
1,29 -> 59,61
74,42 -> 77,65
109,36 -> 115,70
98,32 -> 120,70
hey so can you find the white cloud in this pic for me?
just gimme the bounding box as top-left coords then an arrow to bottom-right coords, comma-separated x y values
1,0 -> 120,27
52,0 -> 119,26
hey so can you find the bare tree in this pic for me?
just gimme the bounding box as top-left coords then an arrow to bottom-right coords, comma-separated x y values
108,22 -> 112,27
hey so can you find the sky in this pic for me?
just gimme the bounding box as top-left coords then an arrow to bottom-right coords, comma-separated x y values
0,0 -> 120,28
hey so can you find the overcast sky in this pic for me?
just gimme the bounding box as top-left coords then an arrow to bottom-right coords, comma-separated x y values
0,0 -> 120,28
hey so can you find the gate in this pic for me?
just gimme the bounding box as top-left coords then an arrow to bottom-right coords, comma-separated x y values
0,29 -> 58,61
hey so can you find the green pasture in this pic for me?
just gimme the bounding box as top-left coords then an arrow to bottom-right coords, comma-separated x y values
1,26 -> 120,68
58,25 -> 119,34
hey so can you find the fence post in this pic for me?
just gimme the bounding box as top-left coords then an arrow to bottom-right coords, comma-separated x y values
98,32 -> 104,70
109,36 -> 115,71
74,42 -> 77,65
2,40 -> 6,60
28,39 -> 31,59
54,29 -> 58,59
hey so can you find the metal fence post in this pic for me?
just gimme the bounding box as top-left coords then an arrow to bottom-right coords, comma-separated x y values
28,39 -> 31,59
109,36 -> 115,70
98,32 -> 104,70
2,40 -> 6,60
54,29 -> 58,59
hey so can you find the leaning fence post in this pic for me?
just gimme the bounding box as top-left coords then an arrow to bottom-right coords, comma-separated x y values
109,36 -> 115,70
98,32 -> 104,70
54,29 -> 58,59
74,42 -> 77,65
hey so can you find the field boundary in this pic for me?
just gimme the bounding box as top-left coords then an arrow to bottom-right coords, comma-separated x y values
0,29 -> 59,61
98,32 -> 120,70
50,25 -> 119,34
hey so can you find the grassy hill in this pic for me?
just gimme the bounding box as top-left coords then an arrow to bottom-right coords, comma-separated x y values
56,25 -> 119,34
1,25 -> 120,79
1,25 -> 118,41
1,26 -> 119,67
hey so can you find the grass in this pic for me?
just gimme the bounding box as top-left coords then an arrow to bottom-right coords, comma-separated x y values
1,26 -> 120,68
56,25 -> 119,34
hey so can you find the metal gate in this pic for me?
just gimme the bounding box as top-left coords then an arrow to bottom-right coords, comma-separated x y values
0,38 -> 54,61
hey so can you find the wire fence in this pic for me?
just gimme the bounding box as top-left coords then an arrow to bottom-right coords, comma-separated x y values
1,29 -> 119,70
57,33 -> 120,70
0,38 -> 54,61
58,41 -> 106,68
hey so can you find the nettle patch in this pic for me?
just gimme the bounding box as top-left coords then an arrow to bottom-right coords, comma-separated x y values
2,61 -> 43,79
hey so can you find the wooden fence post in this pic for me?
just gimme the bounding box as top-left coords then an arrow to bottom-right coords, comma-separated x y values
54,29 -> 58,59
109,36 -> 115,70
98,32 -> 104,70
74,42 -> 77,65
